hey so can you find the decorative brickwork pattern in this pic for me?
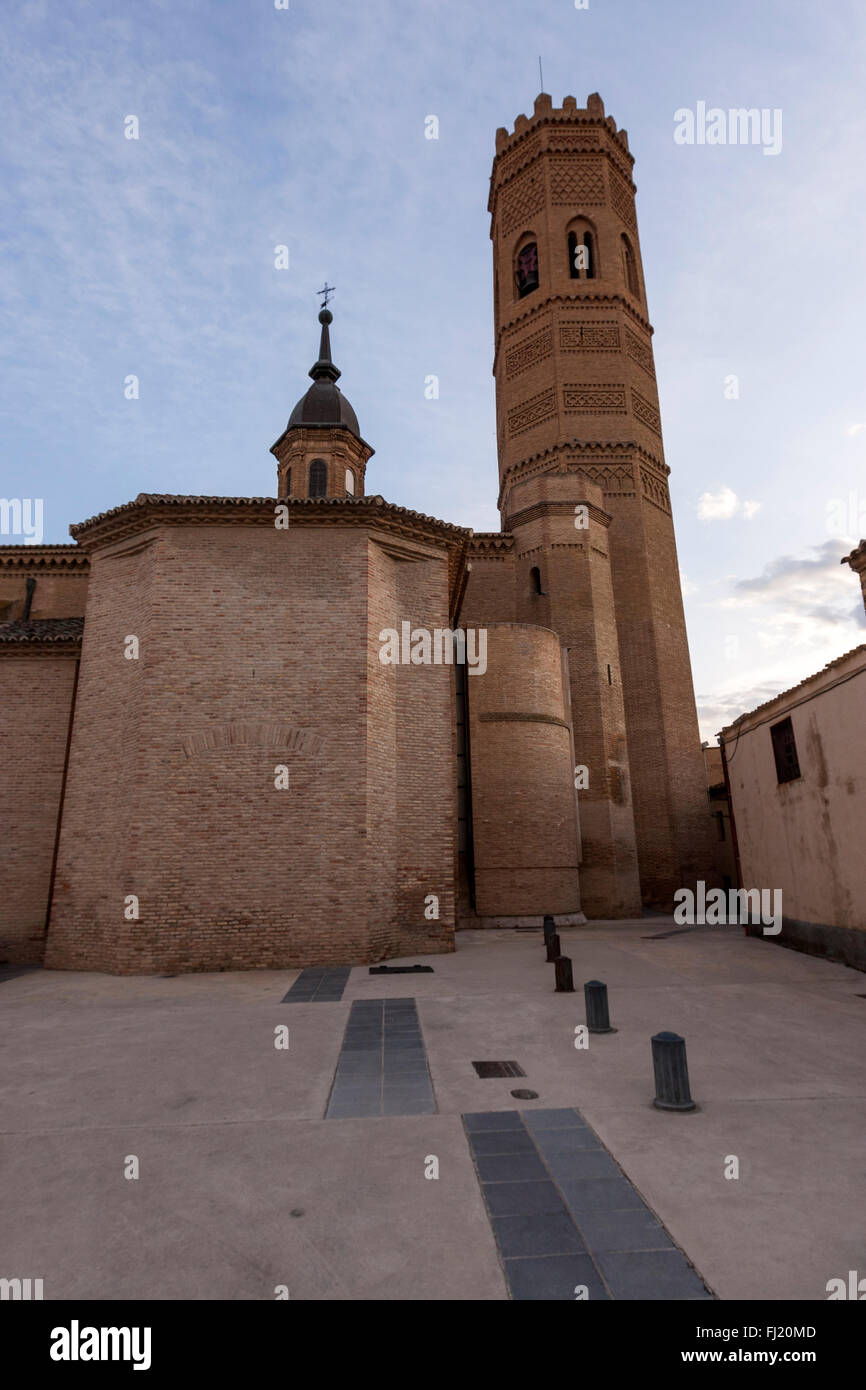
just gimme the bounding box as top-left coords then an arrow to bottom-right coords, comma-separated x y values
625,327 -> 656,378
546,130 -> 599,152
631,388 -> 662,435
608,166 -> 637,230
497,134 -> 541,179
508,388 -> 557,435
500,169 -> 545,236
640,467 -> 672,514
505,326 -> 554,377
563,384 -> 627,413
549,157 -> 605,205
560,322 -> 620,351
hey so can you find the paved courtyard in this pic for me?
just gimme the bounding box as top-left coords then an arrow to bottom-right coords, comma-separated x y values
1,920 -> 864,1300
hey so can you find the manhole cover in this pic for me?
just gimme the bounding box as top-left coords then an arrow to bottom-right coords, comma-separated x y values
510,1089 -> 538,1100
472,1060 -> 526,1078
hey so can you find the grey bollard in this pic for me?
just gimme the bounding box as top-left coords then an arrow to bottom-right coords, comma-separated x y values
584,979 -> 616,1034
651,1031 -> 696,1112
546,932 -> 561,963
543,915 -> 556,947
554,955 -> 574,992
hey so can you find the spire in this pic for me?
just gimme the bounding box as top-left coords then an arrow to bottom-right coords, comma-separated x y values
309,308 -> 341,384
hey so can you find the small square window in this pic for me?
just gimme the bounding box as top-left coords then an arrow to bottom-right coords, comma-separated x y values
770,716 -> 801,784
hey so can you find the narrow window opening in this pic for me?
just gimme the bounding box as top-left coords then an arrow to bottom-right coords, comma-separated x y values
770,716 -> 801,784
530,566 -> 544,595
515,241 -> 539,298
309,458 -> 327,498
622,234 -> 639,297
607,664 -> 612,685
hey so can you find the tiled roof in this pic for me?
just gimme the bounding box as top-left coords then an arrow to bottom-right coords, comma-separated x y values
0,618 -> 84,645
69,492 -> 471,538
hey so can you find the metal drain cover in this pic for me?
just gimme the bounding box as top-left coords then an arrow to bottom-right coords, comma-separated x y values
510,1089 -> 538,1100
472,1060 -> 526,1078
369,964 -> 434,974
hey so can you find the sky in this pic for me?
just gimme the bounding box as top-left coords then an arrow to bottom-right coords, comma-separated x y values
1,0 -> 865,741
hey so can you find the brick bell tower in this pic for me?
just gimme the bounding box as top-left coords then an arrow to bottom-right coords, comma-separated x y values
489,92 -> 712,908
271,306 -> 374,499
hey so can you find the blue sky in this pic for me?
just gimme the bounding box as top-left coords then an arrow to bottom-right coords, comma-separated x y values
2,0 -> 865,739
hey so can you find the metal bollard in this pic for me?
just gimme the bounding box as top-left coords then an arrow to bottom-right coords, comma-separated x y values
584,979 -> 616,1033
546,932 -> 561,962
543,915 -> 556,947
651,1032 -> 696,1111
554,955 -> 574,992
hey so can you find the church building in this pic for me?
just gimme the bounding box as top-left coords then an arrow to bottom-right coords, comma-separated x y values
0,94 -> 713,973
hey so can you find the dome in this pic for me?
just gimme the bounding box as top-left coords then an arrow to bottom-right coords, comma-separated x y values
287,379 -> 360,435
285,308 -> 361,439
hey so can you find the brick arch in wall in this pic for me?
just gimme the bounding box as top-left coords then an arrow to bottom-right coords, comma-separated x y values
181,722 -> 326,760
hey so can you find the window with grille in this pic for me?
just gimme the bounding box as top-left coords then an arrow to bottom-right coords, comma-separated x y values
309,459 -> 327,498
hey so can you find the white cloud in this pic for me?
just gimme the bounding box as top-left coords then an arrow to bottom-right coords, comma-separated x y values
697,486 -> 761,521
846,423 -> 866,437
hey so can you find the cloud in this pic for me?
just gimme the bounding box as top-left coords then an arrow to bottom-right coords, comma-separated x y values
696,681 -> 792,739
697,486 -> 761,521
846,423 -> 866,437
716,537 -> 865,652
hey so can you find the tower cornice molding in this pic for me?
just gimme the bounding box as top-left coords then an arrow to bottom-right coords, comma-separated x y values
493,294 -> 653,366
506,499 -> 612,531
489,136 -> 635,220
496,441 -> 669,512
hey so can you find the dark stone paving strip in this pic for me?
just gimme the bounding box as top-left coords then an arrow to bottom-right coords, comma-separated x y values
463,1108 -> 713,1301
326,998 -> 436,1118
282,966 -> 351,1003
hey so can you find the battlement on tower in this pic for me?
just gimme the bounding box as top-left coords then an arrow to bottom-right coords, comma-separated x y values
494,93 -> 632,161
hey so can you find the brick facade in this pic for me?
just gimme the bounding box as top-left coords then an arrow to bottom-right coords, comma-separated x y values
487,92 -> 714,908
0,93 -> 717,971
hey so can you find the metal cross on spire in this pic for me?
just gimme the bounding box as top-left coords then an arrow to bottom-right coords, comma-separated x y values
316,283 -> 336,309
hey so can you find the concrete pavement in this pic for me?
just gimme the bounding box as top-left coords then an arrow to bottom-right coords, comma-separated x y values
1,920 -> 864,1299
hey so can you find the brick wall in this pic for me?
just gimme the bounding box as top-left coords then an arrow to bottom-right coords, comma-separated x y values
0,651 -> 78,963
45,516 -> 457,973
468,622 -> 581,917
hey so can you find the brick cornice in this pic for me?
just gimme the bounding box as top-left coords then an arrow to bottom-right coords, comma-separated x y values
69,492 -> 471,551
497,441 -> 668,512
506,499 -> 611,531
494,294 -> 654,363
0,544 -> 89,572
468,533 -> 514,558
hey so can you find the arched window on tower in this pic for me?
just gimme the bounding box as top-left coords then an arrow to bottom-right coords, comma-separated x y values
344,468 -> 355,495
567,218 -> 599,281
568,230 -> 596,280
309,458 -> 327,498
515,239 -> 539,299
530,566 -> 544,595
284,467 -> 291,497
622,234 -> 639,297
